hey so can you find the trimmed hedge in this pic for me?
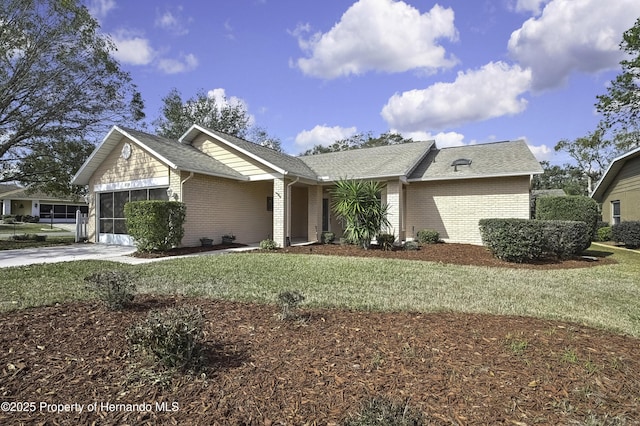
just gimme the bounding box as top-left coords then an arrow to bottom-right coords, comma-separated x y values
535,195 -> 599,240
479,218 -> 590,262
612,221 -> 640,249
124,201 -> 186,252
597,226 -> 613,242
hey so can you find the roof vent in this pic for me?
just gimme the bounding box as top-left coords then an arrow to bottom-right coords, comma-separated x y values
451,158 -> 472,172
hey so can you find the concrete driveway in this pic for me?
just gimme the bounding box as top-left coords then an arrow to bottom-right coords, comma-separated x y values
0,244 -> 140,268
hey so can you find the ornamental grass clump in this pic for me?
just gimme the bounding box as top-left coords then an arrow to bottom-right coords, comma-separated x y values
126,306 -> 204,371
342,396 -> 425,426
84,270 -> 136,310
277,290 -> 305,321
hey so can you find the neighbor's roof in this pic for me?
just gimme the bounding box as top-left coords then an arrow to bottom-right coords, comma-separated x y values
73,126 -> 246,185
299,140 -> 435,181
181,125 -> 318,180
408,140 -> 543,181
0,184 -> 83,202
591,145 -> 640,201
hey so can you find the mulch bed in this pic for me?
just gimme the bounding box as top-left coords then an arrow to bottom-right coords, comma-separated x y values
1,243 -> 635,425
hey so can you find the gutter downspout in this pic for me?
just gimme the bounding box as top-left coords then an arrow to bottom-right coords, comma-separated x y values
180,172 -> 194,201
286,176 -> 300,246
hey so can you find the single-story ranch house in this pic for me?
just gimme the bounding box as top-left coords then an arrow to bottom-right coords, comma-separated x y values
591,145 -> 640,225
72,125 -> 543,247
0,184 -> 88,223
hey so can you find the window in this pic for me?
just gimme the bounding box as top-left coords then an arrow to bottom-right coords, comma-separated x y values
98,188 -> 169,234
39,203 -> 88,219
612,200 -> 621,225
266,196 -> 273,211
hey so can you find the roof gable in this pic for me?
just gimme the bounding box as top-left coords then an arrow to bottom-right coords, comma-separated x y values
591,145 -> 640,201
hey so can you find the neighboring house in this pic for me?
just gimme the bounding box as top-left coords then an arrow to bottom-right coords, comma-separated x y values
0,184 -> 88,223
72,125 -> 543,247
591,146 -> 640,225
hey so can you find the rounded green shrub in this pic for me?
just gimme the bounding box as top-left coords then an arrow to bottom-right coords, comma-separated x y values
479,219 -> 546,263
260,238 -> 279,250
321,231 -> 335,244
535,195 -> 598,240
125,200 -> 186,252
416,229 -> 439,244
597,226 -> 613,242
542,221 -> 591,259
403,240 -> 420,251
376,233 -> 395,251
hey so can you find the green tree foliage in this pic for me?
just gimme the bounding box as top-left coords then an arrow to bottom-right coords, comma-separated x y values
154,88 -> 283,151
535,195 -> 599,241
554,128 -> 615,189
596,17 -> 640,151
124,201 -> 186,252
301,132 -> 413,155
331,179 -> 390,249
0,0 -> 144,192
532,161 -> 589,196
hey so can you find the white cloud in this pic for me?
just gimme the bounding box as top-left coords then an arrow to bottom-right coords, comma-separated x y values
381,61 -> 532,132
110,31 -> 155,65
395,130 -> 466,148
206,88 -> 256,126
510,0 -> 550,15
155,7 -> 190,36
293,0 -> 458,79
508,0 -> 640,91
157,53 -> 199,74
87,0 -> 116,20
295,125 -> 358,149
527,142 -> 553,161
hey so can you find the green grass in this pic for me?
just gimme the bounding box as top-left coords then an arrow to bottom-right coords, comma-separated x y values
0,236 -> 75,250
1,245 -> 639,337
0,223 -> 66,234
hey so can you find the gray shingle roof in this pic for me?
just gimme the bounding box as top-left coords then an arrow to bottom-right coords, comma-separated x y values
299,140 -> 435,181
408,140 -> 543,181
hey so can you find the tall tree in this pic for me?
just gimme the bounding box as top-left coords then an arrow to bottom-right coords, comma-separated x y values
532,161 -> 590,196
154,89 -> 251,140
0,0 -> 144,194
554,128 -> 615,192
596,17 -> 640,152
301,132 -> 413,156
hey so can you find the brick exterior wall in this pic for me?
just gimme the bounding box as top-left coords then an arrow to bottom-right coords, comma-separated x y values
406,176 -> 531,245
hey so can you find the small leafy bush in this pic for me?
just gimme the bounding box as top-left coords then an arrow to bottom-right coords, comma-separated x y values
321,231 -> 335,244
125,200 -> 186,252
376,233 -> 395,251
403,240 -> 420,251
416,229 -> 439,244
597,226 -> 613,242
277,290 -> 305,321
126,306 -> 204,371
10,233 -> 47,242
612,221 -> 640,249
2,216 -> 16,224
260,238 -> 279,250
84,270 -> 136,310
342,397 -> 425,426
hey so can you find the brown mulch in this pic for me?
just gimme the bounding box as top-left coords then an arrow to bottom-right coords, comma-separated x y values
1,244 -> 636,425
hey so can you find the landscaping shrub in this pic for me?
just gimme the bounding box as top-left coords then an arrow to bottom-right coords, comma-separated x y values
612,221 -> 640,249
260,238 -> 279,250
403,240 -> 420,251
376,233 -> 395,251
479,219 -> 547,263
597,226 -> 613,242
10,233 -> 46,242
126,306 -> 204,371
535,195 -> 599,240
416,229 -> 439,244
124,200 -> 186,252
2,215 -> 16,224
321,231 -> 335,244
84,270 -> 136,310
277,290 -> 305,321
342,396 -> 425,426
542,221 -> 591,259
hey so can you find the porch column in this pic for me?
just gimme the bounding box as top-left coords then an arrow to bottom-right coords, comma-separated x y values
386,179 -> 403,242
273,177 -> 287,248
2,199 -> 10,216
307,185 -> 323,242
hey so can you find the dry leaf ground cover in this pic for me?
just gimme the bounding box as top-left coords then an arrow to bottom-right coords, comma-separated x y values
0,243 -> 638,425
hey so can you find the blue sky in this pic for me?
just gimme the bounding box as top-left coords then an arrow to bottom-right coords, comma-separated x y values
86,0 -> 640,164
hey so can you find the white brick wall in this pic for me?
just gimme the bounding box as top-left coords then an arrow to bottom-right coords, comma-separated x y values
406,176 -> 531,245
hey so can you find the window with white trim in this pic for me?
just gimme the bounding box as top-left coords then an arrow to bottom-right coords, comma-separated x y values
611,200 -> 621,225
